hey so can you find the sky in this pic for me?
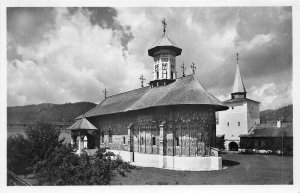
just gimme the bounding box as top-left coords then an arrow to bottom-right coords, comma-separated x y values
7,7 -> 292,110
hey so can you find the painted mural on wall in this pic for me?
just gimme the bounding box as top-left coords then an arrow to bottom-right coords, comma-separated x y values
88,106 -> 216,157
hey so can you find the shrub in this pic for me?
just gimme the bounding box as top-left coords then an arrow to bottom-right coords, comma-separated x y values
7,135 -> 32,175
7,122 -> 64,175
33,147 -> 135,185
215,135 -> 225,150
25,121 -> 64,164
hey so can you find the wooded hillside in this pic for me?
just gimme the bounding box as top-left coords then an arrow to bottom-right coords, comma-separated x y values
260,104 -> 293,123
7,102 -> 97,123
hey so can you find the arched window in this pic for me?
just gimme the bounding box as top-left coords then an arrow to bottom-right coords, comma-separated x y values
227,122 -> 229,127
123,136 -> 126,144
162,63 -> 168,79
175,136 -> 179,146
155,64 -> 159,79
238,122 -> 240,126
141,137 -> 144,145
152,137 -> 156,145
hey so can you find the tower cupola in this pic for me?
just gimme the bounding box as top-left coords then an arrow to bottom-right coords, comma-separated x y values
231,52 -> 247,99
148,19 -> 182,87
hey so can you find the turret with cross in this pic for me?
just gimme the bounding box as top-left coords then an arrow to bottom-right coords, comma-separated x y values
148,18 -> 182,87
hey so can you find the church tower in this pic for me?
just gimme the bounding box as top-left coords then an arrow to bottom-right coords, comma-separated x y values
148,19 -> 182,87
231,53 -> 247,99
216,52 -> 260,151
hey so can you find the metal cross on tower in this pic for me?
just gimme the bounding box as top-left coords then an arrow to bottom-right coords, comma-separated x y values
139,74 -> 146,88
161,18 -> 167,35
103,88 -> 108,99
191,62 -> 197,74
181,62 -> 186,77
236,52 -> 239,64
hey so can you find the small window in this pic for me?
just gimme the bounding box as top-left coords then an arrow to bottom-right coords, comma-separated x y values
175,137 -> 179,146
141,137 -> 144,145
227,122 -> 229,127
232,107 -> 234,109
108,130 -> 112,143
101,131 -> 104,143
238,122 -> 240,126
152,137 -> 156,145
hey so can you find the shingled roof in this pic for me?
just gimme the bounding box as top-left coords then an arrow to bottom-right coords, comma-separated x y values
67,118 -> 97,130
232,63 -> 246,94
240,123 -> 293,138
148,33 -> 182,57
81,75 -> 228,118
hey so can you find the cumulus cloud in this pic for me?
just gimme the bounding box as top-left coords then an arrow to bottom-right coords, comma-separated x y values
8,8 -> 145,106
7,7 -> 292,110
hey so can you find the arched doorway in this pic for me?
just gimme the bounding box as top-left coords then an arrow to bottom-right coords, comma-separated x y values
229,142 -> 239,151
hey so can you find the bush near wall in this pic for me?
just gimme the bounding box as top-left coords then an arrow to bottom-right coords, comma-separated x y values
215,135 -> 225,150
7,122 -> 135,185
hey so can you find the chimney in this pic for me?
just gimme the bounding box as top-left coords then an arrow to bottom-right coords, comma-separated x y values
277,120 -> 281,128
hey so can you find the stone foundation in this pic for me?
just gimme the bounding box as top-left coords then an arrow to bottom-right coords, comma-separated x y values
109,149 -> 222,171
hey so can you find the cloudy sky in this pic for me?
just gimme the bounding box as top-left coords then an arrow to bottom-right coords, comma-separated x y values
7,7 -> 292,110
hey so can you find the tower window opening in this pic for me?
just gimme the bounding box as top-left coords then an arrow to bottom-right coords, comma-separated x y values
156,71 -> 159,79
238,122 -> 240,126
162,63 -> 168,79
141,137 -> 144,145
163,70 -> 167,79
227,122 -> 229,127
123,136 -> 126,144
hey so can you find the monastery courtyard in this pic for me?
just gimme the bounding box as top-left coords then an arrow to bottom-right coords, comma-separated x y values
111,153 -> 293,185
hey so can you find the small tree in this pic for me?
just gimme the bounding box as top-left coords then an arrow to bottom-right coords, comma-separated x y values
25,121 -> 64,165
215,135 -> 225,150
7,135 -> 32,175
7,122 -> 64,175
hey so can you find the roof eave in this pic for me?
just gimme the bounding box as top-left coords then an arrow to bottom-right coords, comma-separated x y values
84,103 -> 229,118
148,46 -> 182,57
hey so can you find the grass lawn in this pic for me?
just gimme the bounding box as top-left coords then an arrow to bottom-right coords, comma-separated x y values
111,153 -> 293,185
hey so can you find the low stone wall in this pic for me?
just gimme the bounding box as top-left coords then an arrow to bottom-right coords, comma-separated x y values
108,150 -> 222,171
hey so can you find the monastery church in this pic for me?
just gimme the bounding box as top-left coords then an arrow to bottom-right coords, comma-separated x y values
67,20 -> 259,171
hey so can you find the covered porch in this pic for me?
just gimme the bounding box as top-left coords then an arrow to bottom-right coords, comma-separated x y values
66,118 -> 99,154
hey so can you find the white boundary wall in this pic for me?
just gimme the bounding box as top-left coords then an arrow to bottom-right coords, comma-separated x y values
109,150 -> 222,171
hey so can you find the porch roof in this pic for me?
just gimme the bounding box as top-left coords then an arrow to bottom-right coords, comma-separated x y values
66,118 -> 98,130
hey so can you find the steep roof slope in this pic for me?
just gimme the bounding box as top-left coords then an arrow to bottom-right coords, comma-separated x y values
82,75 -> 228,118
67,118 -> 97,130
232,64 -> 246,94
